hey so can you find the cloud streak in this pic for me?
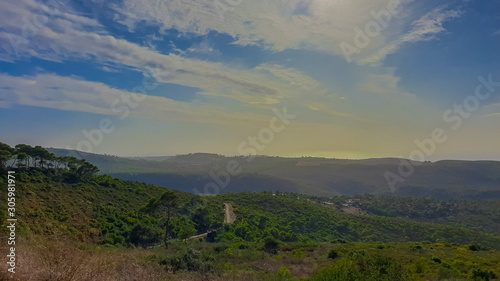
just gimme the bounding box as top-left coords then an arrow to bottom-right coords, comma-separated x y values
0,0 -> 329,107
358,5 -> 463,65
0,73 -> 277,127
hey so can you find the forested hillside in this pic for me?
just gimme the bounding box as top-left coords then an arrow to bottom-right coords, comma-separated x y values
1,168 -> 499,280
49,148 -> 500,199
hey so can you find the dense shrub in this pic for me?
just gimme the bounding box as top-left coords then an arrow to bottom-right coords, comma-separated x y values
128,223 -> 163,247
292,248 -> 306,258
311,252 -> 414,281
327,250 -> 338,259
469,244 -> 486,251
166,248 -> 218,273
471,268 -> 497,281
263,237 -> 280,255
279,267 -> 291,278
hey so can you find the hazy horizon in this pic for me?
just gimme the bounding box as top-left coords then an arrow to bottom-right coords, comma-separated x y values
37,146 -> 500,162
1,0 -> 499,161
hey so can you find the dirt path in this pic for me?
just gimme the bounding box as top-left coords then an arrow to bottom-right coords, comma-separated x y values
187,232 -> 209,240
224,203 -> 236,224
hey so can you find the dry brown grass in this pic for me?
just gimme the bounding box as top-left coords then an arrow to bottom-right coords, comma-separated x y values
0,237 -> 170,281
0,238 -> 259,281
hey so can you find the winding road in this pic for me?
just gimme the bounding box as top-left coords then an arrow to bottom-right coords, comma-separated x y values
224,203 -> 237,224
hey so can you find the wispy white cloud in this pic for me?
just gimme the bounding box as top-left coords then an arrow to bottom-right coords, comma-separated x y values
0,73 -> 275,127
483,103 -> 500,117
186,40 -> 221,59
0,0 -> 332,107
358,6 -> 463,65
0,0 -> 445,122
113,0 -> 414,56
361,72 -> 412,98
254,64 -> 328,95
2,0 -> 405,130
111,0 -> 462,65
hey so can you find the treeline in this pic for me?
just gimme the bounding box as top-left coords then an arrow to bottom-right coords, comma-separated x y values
0,142 -> 99,179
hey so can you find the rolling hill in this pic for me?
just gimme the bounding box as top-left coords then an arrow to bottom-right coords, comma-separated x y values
47,148 -> 500,199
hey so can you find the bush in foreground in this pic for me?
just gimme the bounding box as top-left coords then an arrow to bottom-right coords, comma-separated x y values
311,251 -> 415,281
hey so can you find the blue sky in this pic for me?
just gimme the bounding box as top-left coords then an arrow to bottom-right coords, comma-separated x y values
0,0 -> 499,160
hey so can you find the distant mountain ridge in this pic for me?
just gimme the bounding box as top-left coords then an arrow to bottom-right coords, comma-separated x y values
47,148 -> 500,199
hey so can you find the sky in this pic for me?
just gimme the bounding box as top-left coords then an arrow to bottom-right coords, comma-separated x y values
0,0 -> 499,160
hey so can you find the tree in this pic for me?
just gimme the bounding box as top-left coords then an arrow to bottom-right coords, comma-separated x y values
46,153 -> 56,169
0,142 -> 14,152
192,208 -> 211,233
14,144 -> 34,169
66,156 -> 81,171
55,157 -> 66,169
140,190 -> 179,249
159,191 -> 179,248
16,152 -> 28,169
0,150 -> 12,169
32,146 -> 51,168
76,161 -> 99,177
0,142 -> 14,169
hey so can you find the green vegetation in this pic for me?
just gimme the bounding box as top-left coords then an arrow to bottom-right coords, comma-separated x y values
311,252 -> 413,281
214,192 -> 500,248
1,142 -> 499,280
273,192 -> 500,235
348,194 -> 500,235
